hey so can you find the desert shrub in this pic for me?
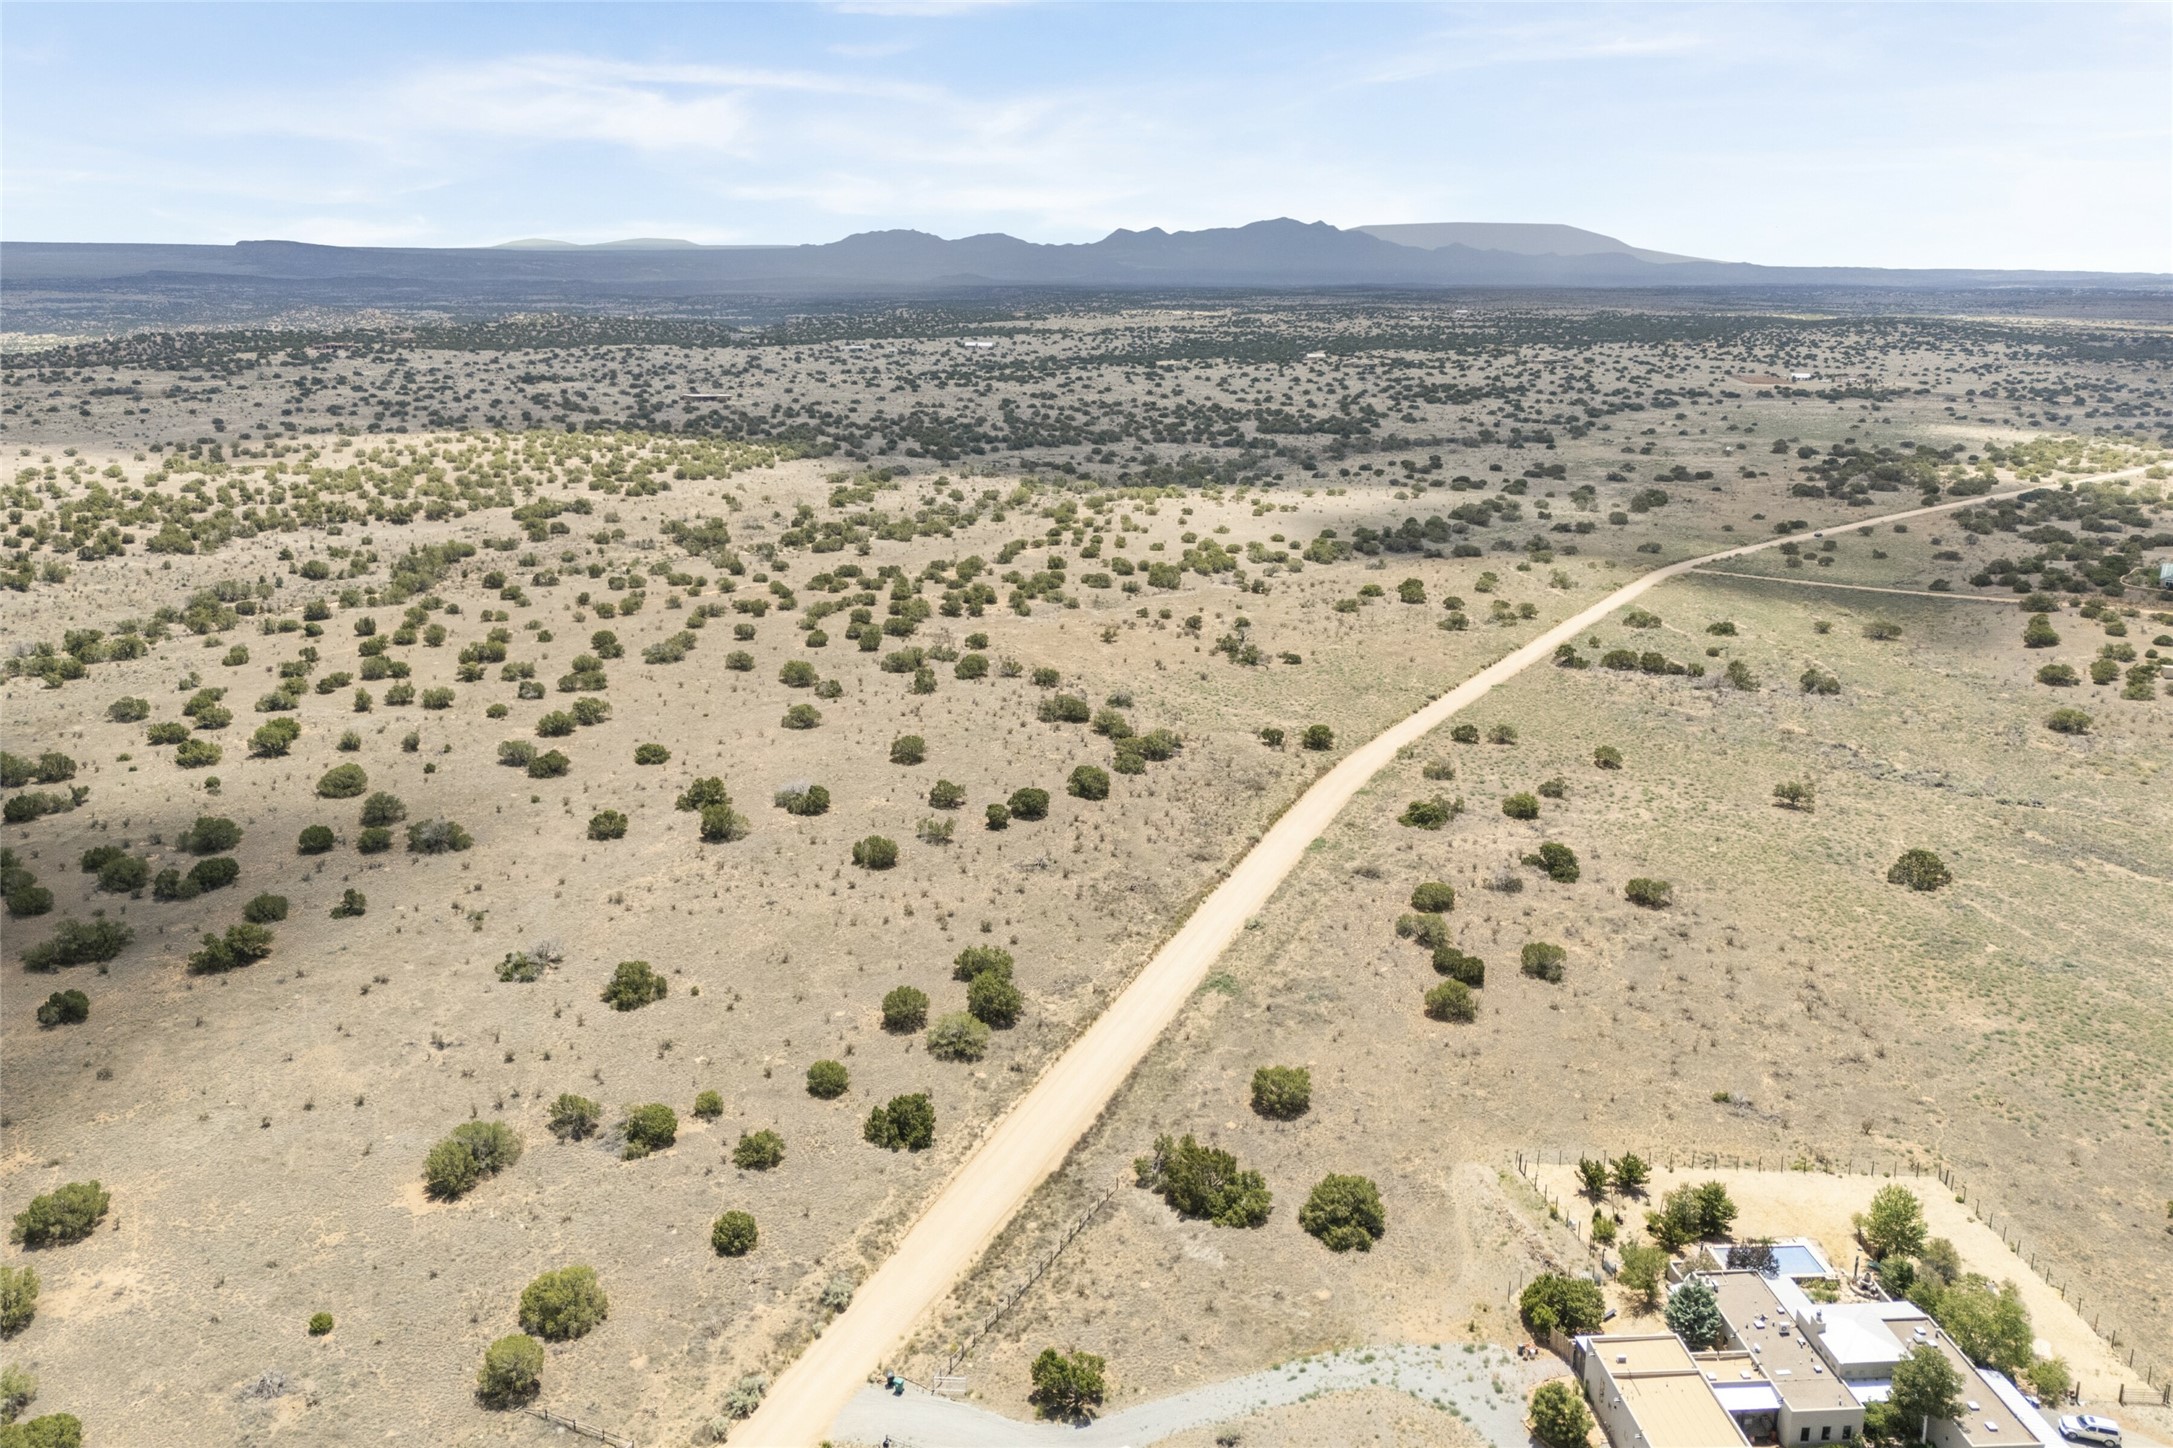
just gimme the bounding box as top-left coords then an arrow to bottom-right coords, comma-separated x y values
1007,787 -> 1051,821
1134,1134 -> 1271,1228
688,1090 -> 723,1121
526,750 -> 571,780
242,893 -> 289,924
1250,1065 -> 1311,1120
422,1121 -> 523,1200
308,1312 -> 334,1337
0,794 -> 72,826
1501,792 -> 1540,820
5,885 -> 51,919
569,697 -> 610,726
107,696 -> 150,723
151,867 -> 200,903
927,1011 -> 991,1061
419,687 -> 454,710
2036,663 -> 2079,687
358,792 -> 407,828
1519,1272 -> 1605,1335
1531,1379 -> 1597,1448
1537,776 -> 1568,800
535,710 -> 576,738
406,819 -> 473,854
2022,613 -> 2060,648
780,703 -> 822,730
917,816 -> 955,844
731,1129 -> 786,1171
96,854 -> 150,893
1520,941 -> 1567,982
2045,707 -> 2092,735
1488,723 -> 1519,745
724,649 -> 754,671
711,1211 -> 758,1257
34,991 -> 89,1029
518,1265 -> 608,1342
928,778 -> 966,809
547,1093 -> 601,1141
330,888 -> 367,918
1039,693 -> 1091,724
1259,725 -> 1285,748
186,921 -> 275,974
778,660 -> 817,688
297,824 -> 337,855
1399,796 -> 1459,829
954,653 -> 989,680
1862,618 -> 1903,640
1800,667 -> 1841,695
1297,722 -> 1335,751
1424,978 -> 1478,1022
621,1103 -> 678,1158
21,918 -> 133,973
864,1093 -> 937,1151
587,809 -> 629,840
601,960 -> 668,1010
1409,881 -> 1456,913
1299,1173 -> 1386,1251
805,1060 -> 850,1099
1067,764 -> 1110,800
852,835 -> 899,869
774,782 -> 830,816
1531,842 -> 1579,882
1888,849 -> 1951,891
698,802 -> 749,842
250,718 -> 301,756
953,945 -> 1013,982
1774,779 -> 1816,810
1134,728 -> 1181,761
11,1182 -> 110,1248
881,985 -> 929,1032
0,1264 -> 38,1337
968,970 -> 1023,1028
1028,1347 -> 1107,1421
145,721 -> 190,746
1624,877 -> 1673,908
496,951 -> 544,983
174,739 -> 222,768
984,803 -> 1010,830
497,739 -> 536,768
79,846 -> 123,875
3,1413 -> 81,1448
316,763 -> 368,798
888,734 -> 926,766
633,742 -> 671,765
1397,913 -> 1449,949
1436,948 -> 1486,992
356,827 -> 394,854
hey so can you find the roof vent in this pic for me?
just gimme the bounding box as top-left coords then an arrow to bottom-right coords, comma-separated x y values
1618,1355 -> 1629,1365
1968,1403 -> 1981,1413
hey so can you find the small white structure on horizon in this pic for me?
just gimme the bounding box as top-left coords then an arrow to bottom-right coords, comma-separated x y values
1790,371 -> 1817,381
959,338 -> 995,349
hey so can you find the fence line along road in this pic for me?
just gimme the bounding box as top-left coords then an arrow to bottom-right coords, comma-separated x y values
736,478 -> 2119,1447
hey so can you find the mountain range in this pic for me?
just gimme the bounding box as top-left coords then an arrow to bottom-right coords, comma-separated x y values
4,219 -> 2164,304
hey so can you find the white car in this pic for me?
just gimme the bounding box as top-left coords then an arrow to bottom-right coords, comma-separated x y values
2059,1415 -> 2120,1447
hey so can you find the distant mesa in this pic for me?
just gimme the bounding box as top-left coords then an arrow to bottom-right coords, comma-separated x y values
7,218 -> 2160,296
1355,222 -> 1714,266
493,237 -> 706,250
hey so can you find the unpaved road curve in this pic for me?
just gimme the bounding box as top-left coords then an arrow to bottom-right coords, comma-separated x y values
737,481 -> 2086,1446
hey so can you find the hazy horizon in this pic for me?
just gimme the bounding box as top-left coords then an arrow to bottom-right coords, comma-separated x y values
3,1 -> 2169,273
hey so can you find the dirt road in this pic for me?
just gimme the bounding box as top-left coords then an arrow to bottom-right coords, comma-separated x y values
734,482 -> 2085,1446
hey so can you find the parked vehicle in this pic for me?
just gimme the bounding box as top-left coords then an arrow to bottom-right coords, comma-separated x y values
2059,1415 -> 2121,1447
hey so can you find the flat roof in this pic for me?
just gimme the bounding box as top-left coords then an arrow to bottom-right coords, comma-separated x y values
1870,1314 -> 2033,1448
1705,1272 -> 1861,1414
1587,1335 -> 1751,1448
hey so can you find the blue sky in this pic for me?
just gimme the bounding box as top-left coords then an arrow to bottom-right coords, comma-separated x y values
4,2 -> 2167,271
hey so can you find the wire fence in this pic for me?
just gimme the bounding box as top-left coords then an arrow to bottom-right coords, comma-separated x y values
936,1178 -> 1122,1383
528,1406 -> 635,1447
1508,1146 -> 2169,1401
